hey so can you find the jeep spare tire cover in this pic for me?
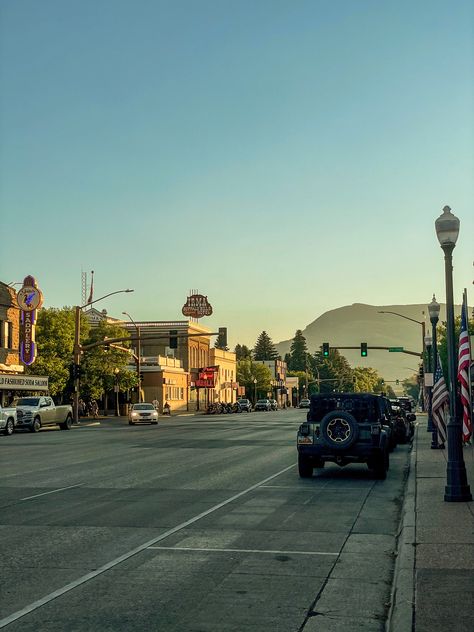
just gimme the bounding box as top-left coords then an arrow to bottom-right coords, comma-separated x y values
320,411 -> 359,450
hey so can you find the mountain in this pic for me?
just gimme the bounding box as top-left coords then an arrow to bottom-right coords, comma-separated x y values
276,302 -> 463,382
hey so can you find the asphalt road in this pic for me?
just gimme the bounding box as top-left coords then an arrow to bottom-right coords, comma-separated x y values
0,409 -> 411,632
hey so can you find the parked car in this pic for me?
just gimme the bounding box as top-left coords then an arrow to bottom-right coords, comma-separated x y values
299,398 -> 311,409
254,399 -> 271,411
390,400 -> 416,443
0,403 -> 17,436
237,399 -> 252,413
297,392 -> 390,479
269,399 -> 279,410
129,403 -> 159,425
14,396 -> 73,432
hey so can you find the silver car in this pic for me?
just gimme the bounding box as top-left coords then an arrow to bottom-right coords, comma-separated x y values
128,403 -> 159,425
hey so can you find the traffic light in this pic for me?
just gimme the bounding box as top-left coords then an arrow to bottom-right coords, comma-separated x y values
169,330 -> 178,349
139,372 -> 144,382
218,327 -> 227,347
71,364 -> 82,380
396,379 -> 400,385
360,342 -> 368,357
322,342 -> 330,357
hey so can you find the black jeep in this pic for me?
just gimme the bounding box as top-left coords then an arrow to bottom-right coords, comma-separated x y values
297,393 -> 390,479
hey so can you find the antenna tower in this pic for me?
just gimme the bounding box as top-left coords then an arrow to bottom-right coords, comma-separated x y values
81,270 -> 87,306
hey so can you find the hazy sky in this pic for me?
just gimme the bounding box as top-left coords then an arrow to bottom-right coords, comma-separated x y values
1,0 -> 473,348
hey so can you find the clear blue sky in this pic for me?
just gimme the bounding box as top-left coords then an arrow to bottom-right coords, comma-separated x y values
1,0 -> 473,347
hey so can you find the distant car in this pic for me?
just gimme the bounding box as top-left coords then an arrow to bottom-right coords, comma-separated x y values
299,399 -> 311,409
269,399 -> 279,410
129,403 -> 159,425
237,399 -> 252,412
254,399 -> 271,411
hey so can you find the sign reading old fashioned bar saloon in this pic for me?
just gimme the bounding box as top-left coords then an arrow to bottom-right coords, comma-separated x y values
0,373 -> 49,391
18,275 -> 43,366
182,294 -> 213,318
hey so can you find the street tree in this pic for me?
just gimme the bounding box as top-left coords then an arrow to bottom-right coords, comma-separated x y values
287,330 -> 308,372
252,331 -> 278,361
435,315 -> 473,380
81,321 -> 138,407
236,360 -> 272,400
310,349 -> 353,394
351,366 -> 385,393
234,344 -> 252,360
25,307 -> 90,399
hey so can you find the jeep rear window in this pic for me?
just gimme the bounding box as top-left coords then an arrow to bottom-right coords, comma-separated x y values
309,398 -> 378,423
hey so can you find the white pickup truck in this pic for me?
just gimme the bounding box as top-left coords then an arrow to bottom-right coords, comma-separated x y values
0,404 -> 17,436
14,396 -> 73,432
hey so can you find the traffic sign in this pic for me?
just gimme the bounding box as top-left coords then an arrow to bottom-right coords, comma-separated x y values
388,347 -> 404,352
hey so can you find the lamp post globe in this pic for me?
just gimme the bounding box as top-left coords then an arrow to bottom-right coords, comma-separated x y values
435,207 -> 471,502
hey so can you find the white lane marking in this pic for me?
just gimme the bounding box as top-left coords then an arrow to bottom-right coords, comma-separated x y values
0,462 -> 296,629
19,484 -> 84,502
147,546 -> 338,556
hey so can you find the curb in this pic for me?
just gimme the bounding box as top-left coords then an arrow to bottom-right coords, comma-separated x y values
386,425 -> 417,632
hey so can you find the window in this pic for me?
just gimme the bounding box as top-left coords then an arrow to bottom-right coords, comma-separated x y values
0,320 -> 3,347
7,322 -> 13,349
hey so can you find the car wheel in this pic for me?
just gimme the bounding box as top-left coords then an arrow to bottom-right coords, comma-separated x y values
298,454 -> 313,478
60,415 -> 72,430
31,417 -> 41,433
3,418 -> 14,436
320,411 -> 359,450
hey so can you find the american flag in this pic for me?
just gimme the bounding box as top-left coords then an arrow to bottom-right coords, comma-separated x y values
432,356 -> 448,445
458,299 -> 472,443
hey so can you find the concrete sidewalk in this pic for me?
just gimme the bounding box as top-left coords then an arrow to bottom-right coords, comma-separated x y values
389,416 -> 474,632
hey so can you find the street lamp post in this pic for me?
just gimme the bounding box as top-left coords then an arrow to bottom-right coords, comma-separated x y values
122,311 -> 141,402
424,333 -> 433,432
73,289 -> 134,424
435,205 -> 471,502
378,309 -> 426,410
428,295 -> 441,448
253,378 -> 257,405
114,368 -> 120,416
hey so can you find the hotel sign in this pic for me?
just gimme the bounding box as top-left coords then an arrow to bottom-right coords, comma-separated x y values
182,294 -> 213,318
0,374 -> 49,391
18,275 -> 43,366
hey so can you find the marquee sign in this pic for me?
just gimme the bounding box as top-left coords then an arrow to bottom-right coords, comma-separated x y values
18,275 -> 43,366
182,294 -> 213,318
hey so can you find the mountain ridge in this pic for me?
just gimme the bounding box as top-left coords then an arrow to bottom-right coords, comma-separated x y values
276,302 -> 465,382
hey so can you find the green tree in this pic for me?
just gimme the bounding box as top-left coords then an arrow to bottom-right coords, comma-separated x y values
25,307 -> 90,398
435,315 -> 474,380
81,321 -> 137,402
402,374 -> 419,401
234,344 -> 252,360
352,366 -> 385,393
287,330 -> 309,372
252,331 -> 278,361
236,360 -> 272,400
310,349 -> 353,394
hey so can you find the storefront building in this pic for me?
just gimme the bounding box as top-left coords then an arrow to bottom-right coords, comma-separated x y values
209,348 -> 237,404
0,282 -> 22,406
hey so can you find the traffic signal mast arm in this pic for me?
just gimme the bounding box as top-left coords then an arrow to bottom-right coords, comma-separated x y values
81,331 -> 222,351
320,345 -> 421,358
